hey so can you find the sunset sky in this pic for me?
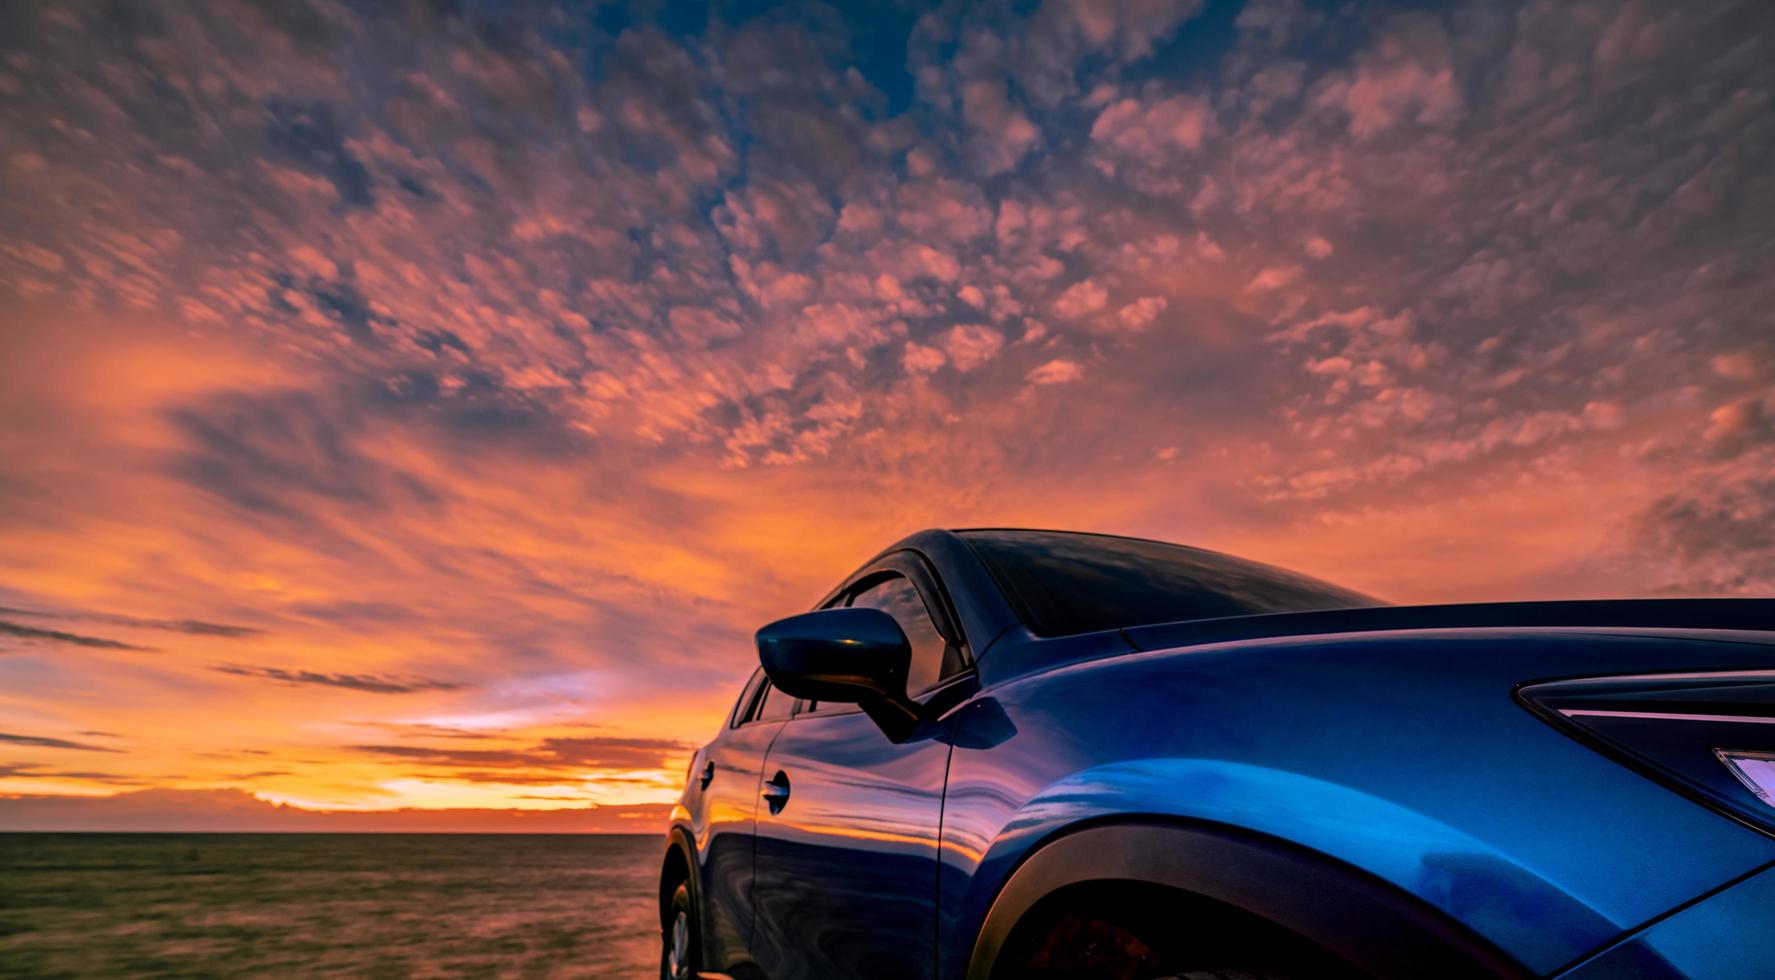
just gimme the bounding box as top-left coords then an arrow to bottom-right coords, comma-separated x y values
2,0 -> 1773,831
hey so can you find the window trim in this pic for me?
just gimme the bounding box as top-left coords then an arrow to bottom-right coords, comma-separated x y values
728,668 -> 766,728
749,679 -> 796,724
733,670 -> 797,728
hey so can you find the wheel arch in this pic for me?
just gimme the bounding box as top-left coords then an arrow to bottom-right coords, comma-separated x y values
963,817 -> 1530,980
659,825 -> 700,930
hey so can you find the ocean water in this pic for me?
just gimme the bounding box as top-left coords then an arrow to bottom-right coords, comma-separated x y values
0,833 -> 662,978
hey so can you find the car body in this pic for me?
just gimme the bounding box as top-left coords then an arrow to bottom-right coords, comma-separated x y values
659,528 -> 1775,980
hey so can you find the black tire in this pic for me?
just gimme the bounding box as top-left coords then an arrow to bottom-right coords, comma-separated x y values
661,881 -> 699,980
1167,972 -> 1298,979
993,880 -> 1343,980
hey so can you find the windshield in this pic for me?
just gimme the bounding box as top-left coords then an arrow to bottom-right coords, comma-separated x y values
961,529 -> 1384,637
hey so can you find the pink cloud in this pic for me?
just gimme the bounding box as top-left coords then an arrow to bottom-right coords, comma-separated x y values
960,78 -> 1041,175
1052,279 -> 1109,318
902,341 -> 946,375
1703,397 -> 1774,454
1117,296 -> 1168,331
937,324 -> 1006,372
1319,18 -> 1462,138
1245,264 -> 1303,292
1027,357 -> 1085,385
1092,94 -> 1209,153
1089,93 -> 1212,190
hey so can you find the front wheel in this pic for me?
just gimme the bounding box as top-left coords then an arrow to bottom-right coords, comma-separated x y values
661,881 -> 699,980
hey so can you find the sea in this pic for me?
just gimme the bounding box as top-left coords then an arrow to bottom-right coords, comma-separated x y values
0,833 -> 662,978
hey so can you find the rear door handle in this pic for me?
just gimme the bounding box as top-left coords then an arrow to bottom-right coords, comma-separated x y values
761,770 -> 791,814
699,761 -> 715,790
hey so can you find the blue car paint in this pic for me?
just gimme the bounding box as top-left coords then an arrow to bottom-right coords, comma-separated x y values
681,712 -> 784,967
1552,864 -> 1775,979
939,629 -> 1775,977
668,530 -> 1775,978
749,704 -> 951,978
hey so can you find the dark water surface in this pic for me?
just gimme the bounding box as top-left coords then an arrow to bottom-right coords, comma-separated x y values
0,833 -> 661,978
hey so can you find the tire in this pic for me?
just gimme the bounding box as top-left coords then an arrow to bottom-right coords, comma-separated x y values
661,881 -> 699,980
1167,972 -> 1298,979
991,880 -> 1338,980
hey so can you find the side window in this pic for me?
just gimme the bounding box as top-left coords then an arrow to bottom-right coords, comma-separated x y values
847,574 -> 956,697
729,669 -> 766,728
754,681 -> 795,722
801,596 -> 855,716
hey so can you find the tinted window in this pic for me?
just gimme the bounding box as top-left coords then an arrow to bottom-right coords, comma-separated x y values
729,669 -> 767,728
754,681 -> 795,722
962,529 -> 1382,637
798,693 -> 845,716
848,574 -> 957,696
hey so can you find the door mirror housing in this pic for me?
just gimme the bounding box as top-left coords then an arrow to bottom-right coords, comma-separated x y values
756,608 -> 921,740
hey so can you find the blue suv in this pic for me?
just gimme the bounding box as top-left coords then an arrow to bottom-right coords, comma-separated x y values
660,529 -> 1775,980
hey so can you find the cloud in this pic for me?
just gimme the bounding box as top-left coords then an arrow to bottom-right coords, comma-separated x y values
1052,280 -> 1109,319
350,722 -> 499,741
0,732 -> 125,753
1235,0 -> 1321,50
351,735 -> 691,775
212,665 -> 467,694
1245,265 -> 1303,293
263,99 -> 376,210
992,0 -> 1207,108
960,78 -> 1042,175
902,341 -> 947,376
1711,350 -> 1770,383
1092,94 -> 1209,154
1633,476 -> 1775,594
0,764 -> 142,784
1117,296 -> 1168,332
1702,397 -> 1775,456
1028,358 -> 1085,385
0,606 -> 261,638
1318,18 -> 1462,138
1087,93 -> 1213,193
0,620 -> 151,651
0,788 -> 669,833
936,324 -> 1005,372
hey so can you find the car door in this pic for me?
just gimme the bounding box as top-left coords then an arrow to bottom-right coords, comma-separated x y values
750,553 -> 971,980
691,670 -> 795,972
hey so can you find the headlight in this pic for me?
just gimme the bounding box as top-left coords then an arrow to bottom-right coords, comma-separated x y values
1518,671 -> 1775,832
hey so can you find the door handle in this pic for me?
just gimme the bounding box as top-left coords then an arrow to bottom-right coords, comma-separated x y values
699,761 -> 715,790
761,770 -> 791,814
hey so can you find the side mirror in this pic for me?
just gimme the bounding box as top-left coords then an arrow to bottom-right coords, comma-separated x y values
755,607 -> 921,741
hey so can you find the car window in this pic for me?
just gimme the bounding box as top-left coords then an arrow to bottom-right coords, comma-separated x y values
961,529 -> 1382,637
847,573 -> 957,697
729,669 -> 766,728
754,681 -> 795,722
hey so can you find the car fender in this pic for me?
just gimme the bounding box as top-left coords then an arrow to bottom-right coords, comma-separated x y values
952,758 -> 1608,977
963,817 -> 1530,979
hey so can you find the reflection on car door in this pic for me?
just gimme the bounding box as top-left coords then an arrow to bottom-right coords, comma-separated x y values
691,671 -> 793,972
750,560 -> 968,980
